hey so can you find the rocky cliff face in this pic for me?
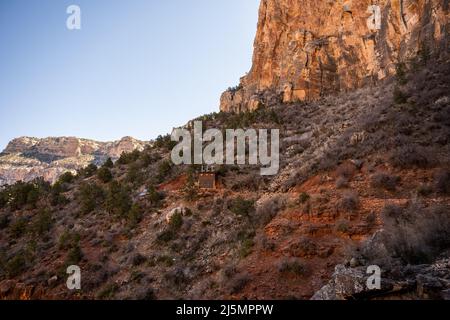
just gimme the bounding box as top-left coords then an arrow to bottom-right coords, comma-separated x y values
220,0 -> 449,112
0,136 -> 148,186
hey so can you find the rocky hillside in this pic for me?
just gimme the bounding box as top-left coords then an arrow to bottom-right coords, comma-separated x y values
220,0 -> 449,112
0,137 -> 149,186
0,0 -> 449,300
0,55 -> 448,299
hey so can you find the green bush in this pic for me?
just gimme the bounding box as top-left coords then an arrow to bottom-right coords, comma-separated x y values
65,244 -> 83,266
97,283 -> 119,299
140,150 -> 161,167
147,184 -> 163,206
105,181 -> 131,218
240,238 -> 254,258
97,167 -> 113,183
78,182 -> 105,214
126,162 -> 143,185
335,219 -> 350,233
154,134 -> 177,150
9,217 -> 28,238
227,84 -> 243,93
298,192 -> 310,204
393,86 -> 408,104
395,62 -> 408,85
32,209 -> 53,236
169,211 -> 183,230
157,160 -> 173,182
370,172 -> 400,191
5,251 -> 27,277
58,172 -> 75,184
382,202 -> 450,264
78,163 -> 98,178
390,145 -> 434,169
229,197 -> 255,216
50,182 -> 69,206
156,229 -> 175,243
183,171 -> 198,201
103,157 -> 114,168
277,257 -> 306,275
117,150 -> 141,165
127,204 -> 142,228
58,231 -> 81,250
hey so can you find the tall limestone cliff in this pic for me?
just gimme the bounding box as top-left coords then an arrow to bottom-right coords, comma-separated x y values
220,0 -> 449,112
0,136 -> 149,186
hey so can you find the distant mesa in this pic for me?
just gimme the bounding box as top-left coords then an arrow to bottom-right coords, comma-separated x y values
0,136 -> 149,186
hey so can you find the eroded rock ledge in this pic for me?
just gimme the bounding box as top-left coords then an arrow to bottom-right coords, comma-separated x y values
220,0 -> 449,113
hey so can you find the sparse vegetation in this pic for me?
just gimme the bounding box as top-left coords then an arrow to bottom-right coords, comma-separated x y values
127,204 -> 143,228
50,182 -> 69,206
335,219 -> 350,233
58,231 -> 81,250
78,163 -> 97,178
147,184 -> 164,207
97,283 -> 119,299
239,238 -> 254,258
229,197 -> 255,217
390,145 -> 435,169
298,192 -> 310,204
396,62 -> 408,85
277,257 -> 306,276
370,172 -> 400,191
5,251 -> 27,277
254,195 -> 285,226
169,210 -> 183,230
9,217 -> 28,239
183,171 -> 198,201
228,273 -> 250,294
339,191 -> 359,212
370,202 -> 450,265
31,209 -> 53,236
335,176 -> 349,189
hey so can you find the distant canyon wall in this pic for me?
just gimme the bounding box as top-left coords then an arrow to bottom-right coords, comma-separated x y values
0,136 -> 148,186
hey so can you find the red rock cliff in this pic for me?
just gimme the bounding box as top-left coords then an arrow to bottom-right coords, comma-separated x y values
220,0 -> 449,112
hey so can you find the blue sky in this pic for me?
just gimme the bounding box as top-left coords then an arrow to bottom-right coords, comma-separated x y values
0,0 -> 259,150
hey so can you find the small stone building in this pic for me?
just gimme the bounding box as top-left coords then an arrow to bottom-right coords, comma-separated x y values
198,172 -> 216,189
198,165 -> 216,189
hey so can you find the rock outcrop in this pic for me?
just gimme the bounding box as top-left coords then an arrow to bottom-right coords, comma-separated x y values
0,136 -> 149,186
220,0 -> 449,112
312,259 -> 450,300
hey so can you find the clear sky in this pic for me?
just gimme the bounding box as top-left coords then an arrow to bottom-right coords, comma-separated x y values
0,0 -> 260,150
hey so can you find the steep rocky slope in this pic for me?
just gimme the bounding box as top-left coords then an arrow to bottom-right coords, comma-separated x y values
0,137 -> 149,186
0,57 -> 448,299
220,0 -> 449,112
